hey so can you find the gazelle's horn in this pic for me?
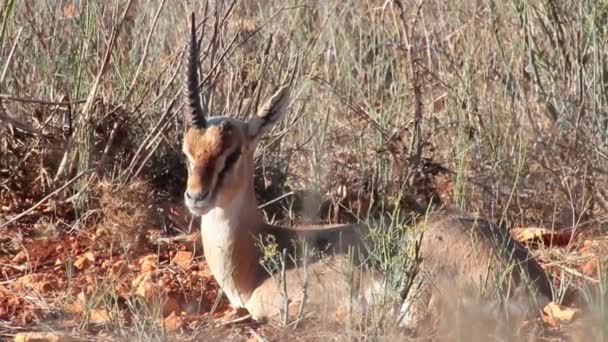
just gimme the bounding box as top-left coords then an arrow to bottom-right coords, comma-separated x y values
185,12 -> 206,128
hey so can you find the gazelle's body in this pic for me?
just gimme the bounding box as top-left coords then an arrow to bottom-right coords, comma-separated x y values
181,14 -> 552,327
197,190 -> 366,315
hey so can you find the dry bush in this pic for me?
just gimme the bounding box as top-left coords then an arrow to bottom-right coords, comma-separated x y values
90,179 -> 157,250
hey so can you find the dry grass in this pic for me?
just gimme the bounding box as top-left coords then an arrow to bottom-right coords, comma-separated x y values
1,0 -> 607,340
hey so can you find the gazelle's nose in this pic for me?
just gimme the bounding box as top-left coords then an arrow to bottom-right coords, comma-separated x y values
185,189 -> 210,203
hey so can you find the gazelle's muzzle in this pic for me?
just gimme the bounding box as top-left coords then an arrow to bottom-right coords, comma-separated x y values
184,189 -> 212,214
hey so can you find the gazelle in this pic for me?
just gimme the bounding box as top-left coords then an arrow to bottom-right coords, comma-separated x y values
181,14 -> 552,327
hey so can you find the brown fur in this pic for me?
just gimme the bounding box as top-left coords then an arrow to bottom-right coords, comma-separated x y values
184,123 -> 240,196
406,207 -> 552,331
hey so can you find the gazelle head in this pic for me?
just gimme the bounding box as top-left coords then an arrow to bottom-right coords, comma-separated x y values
182,13 -> 291,216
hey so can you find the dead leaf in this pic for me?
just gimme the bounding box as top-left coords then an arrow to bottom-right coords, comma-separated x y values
199,262 -> 214,278
14,332 -> 71,342
38,280 -> 59,293
73,257 -> 90,270
222,307 -> 250,320
83,275 -> 97,289
0,289 -> 7,302
12,238 -> 55,265
89,308 -> 110,324
110,260 -> 129,277
132,272 -> 153,290
172,251 -> 193,270
580,240 -> 596,253
62,4 -> 80,19
135,279 -> 161,301
581,258 -> 598,278
511,227 -> 573,246
115,282 -> 130,299
163,311 -> 184,332
16,274 -> 58,293
73,251 -> 95,270
84,251 -> 95,261
65,292 -> 89,314
77,291 -> 86,303
12,251 -> 27,264
334,306 -> 348,322
64,302 -> 83,315
17,274 -> 42,286
139,254 -> 158,273
542,302 -> 579,327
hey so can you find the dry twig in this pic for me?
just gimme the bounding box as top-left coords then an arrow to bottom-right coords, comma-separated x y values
0,169 -> 94,229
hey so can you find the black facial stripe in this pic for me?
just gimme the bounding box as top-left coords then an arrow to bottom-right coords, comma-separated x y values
217,148 -> 241,185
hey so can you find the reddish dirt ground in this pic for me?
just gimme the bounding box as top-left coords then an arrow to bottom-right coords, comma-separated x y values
1,184 -> 606,339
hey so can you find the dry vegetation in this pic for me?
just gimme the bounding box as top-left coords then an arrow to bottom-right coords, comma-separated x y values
1,0 -> 607,340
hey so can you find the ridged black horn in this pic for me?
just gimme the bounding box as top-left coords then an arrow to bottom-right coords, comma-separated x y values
185,12 -> 206,128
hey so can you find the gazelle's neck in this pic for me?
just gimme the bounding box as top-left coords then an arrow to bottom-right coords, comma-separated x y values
199,184 -> 266,307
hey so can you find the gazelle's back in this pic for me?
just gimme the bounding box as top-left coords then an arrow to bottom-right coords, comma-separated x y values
242,208 -> 553,324
407,207 -> 552,327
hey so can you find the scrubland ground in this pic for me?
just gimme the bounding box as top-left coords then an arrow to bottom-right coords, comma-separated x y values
1,0 -> 607,341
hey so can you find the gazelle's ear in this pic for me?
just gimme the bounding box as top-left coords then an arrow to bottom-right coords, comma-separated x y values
246,84 -> 291,142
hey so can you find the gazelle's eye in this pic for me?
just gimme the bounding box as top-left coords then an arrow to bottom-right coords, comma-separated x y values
218,149 -> 241,181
